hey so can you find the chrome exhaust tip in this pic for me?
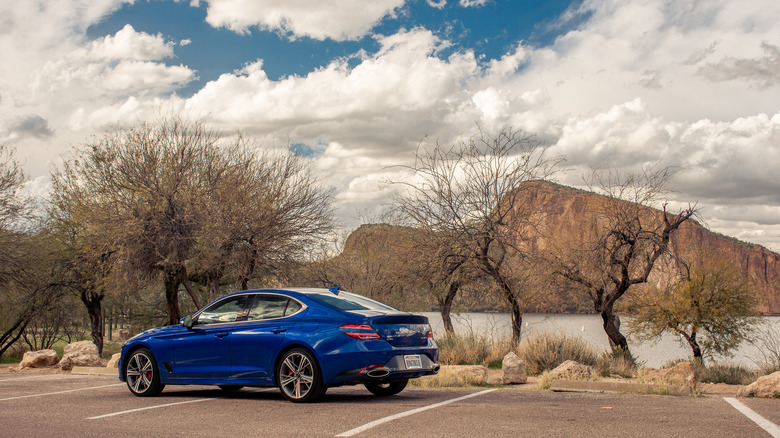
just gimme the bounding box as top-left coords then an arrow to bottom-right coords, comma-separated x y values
432,364 -> 440,373
365,367 -> 391,378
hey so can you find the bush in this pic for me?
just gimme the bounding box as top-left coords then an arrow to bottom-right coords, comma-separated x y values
517,331 -> 600,375
436,334 -> 511,367
594,350 -> 639,378
701,362 -> 757,385
662,358 -> 757,385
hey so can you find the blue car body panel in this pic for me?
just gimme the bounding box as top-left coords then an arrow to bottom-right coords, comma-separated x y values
119,288 -> 439,390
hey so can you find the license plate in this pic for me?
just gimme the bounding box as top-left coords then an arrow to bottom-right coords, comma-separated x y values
404,354 -> 423,369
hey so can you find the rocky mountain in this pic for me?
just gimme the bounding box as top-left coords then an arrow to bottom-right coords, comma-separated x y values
340,181 -> 780,314
508,180 -> 780,314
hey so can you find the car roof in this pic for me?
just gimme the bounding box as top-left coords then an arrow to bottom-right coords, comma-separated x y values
218,287 -> 342,298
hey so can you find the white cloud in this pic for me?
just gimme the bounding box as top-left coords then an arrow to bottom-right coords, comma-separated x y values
697,42 -> 780,89
200,0 -> 405,41
1,0 -> 779,251
85,24 -> 177,61
184,28 -> 477,139
459,0 -> 489,7
0,2 -> 195,177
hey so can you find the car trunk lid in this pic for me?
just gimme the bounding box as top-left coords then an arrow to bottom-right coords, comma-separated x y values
368,314 -> 431,347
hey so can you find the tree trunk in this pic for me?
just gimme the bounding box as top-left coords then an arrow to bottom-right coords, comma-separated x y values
239,248 -> 258,291
437,285 -> 457,336
208,275 -> 221,303
509,298 -> 523,348
0,317 -> 29,357
601,310 -> 629,354
164,269 -> 182,326
181,276 -> 202,310
80,289 -> 104,355
686,332 -> 703,360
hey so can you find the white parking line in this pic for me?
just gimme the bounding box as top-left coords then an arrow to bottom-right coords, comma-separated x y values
723,397 -> 780,438
0,374 -> 90,383
86,398 -> 212,419
0,383 -> 125,401
86,387 -> 277,420
335,389 -> 498,437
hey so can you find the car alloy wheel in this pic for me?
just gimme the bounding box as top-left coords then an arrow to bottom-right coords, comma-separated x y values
277,348 -> 325,402
125,348 -> 164,397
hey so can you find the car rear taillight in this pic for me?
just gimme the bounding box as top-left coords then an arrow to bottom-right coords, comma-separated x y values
427,324 -> 434,338
339,324 -> 381,339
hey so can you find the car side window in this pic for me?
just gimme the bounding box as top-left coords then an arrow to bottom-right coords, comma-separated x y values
196,295 -> 252,325
285,299 -> 302,316
247,295 -> 302,321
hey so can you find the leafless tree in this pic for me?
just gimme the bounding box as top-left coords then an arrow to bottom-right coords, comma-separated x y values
53,115 -> 332,326
554,165 -> 697,355
193,146 -> 333,301
392,128 -> 561,346
0,145 -> 32,283
402,230 -> 475,335
0,145 -> 59,356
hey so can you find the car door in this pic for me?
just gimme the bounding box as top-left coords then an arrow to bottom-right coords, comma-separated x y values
172,294 -> 253,379
230,294 -> 305,379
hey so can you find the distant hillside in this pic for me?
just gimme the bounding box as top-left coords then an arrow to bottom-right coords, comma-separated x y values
340,181 -> 780,314
511,180 -> 780,314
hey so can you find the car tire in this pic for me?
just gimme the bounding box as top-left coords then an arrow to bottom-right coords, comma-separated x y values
125,348 -> 165,397
364,379 -> 408,396
277,348 -> 326,403
218,385 -> 244,392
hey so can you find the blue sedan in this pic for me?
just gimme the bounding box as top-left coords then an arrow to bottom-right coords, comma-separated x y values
119,287 -> 439,402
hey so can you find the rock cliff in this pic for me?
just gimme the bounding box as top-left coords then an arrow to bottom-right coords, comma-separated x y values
513,181 -> 780,314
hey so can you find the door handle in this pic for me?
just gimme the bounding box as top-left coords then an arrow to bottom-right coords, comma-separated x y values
215,332 -> 229,338
271,328 -> 287,335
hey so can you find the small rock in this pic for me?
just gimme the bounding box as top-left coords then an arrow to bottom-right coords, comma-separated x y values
107,353 -> 121,368
502,352 -> 528,384
737,371 -> 780,398
18,350 -> 59,369
642,362 -> 696,387
550,360 -> 592,380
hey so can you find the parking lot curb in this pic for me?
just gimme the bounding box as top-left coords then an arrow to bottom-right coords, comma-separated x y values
71,366 -> 119,376
550,379 -> 692,396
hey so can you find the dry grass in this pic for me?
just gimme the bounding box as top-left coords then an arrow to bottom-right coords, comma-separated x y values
516,331 -> 600,375
435,334 -> 511,368
662,358 -> 759,385
594,350 -> 639,378
410,366 -> 489,388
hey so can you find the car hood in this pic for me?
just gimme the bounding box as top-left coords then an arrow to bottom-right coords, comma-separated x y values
126,324 -> 182,342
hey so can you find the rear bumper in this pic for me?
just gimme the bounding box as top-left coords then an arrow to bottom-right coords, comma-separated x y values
333,353 -> 440,385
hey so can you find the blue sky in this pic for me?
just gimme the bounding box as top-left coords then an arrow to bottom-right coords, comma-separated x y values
1,0 -> 779,250
85,0 -> 577,96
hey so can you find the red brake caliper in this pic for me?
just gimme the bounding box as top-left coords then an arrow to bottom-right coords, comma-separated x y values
147,371 -> 152,379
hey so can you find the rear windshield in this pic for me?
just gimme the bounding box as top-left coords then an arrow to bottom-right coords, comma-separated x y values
307,291 -> 397,312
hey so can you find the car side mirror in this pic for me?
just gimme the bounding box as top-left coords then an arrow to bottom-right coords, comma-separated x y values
182,315 -> 194,329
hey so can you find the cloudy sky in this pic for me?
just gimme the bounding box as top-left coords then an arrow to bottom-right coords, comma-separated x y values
1,0 -> 779,251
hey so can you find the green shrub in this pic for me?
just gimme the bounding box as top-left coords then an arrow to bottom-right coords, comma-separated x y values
517,331 -> 600,375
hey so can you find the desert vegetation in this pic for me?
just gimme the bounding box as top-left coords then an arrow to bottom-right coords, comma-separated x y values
1,118 -> 778,374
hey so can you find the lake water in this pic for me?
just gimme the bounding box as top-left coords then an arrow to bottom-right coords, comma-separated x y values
420,312 -> 780,368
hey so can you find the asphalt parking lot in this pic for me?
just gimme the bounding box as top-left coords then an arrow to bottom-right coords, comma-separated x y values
1,373 -> 778,437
